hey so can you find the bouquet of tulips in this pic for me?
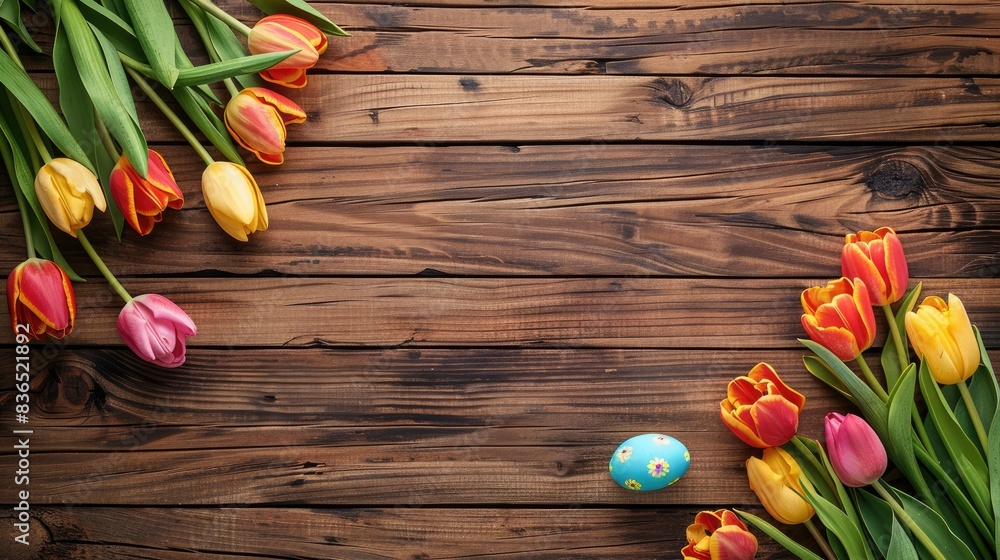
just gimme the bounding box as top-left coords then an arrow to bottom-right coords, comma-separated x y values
683,228 -> 998,560
2,0 -> 344,365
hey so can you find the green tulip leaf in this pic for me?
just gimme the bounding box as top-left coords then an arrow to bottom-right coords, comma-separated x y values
885,364 -> 935,509
886,515 -> 920,560
121,0 -> 178,88
0,0 -> 41,52
880,283 -> 921,388
76,0 -> 144,60
800,339 -> 888,438
882,482 -> 977,560
912,440 -> 994,547
170,86 -> 244,165
174,49 -> 298,87
803,484 -> 874,560
989,395 -> 1000,550
734,510 -> 824,560
802,355 -> 853,401
173,42 -> 222,106
856,490 -> 893,557
178,0 -> 262,90
0,51 -> 93,169
246,0 -> 350,36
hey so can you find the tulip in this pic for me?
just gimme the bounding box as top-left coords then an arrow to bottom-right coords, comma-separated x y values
117,294 -> 196,368
248,15 -> 328,88
841,227 -> 909,306
7,259 -> 76,340
801,277 -> 877,361
110,149 -> 184,235
721,363 -> 806,448
905,294 -> 980,384
825,412 -> 886,487
682,509 -> 758,560
201,161 -> 269,241
746,448 -> 814,524
225,88 -> 306,165
34,158 -> 106,236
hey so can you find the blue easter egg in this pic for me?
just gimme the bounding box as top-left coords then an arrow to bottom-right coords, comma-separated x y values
609,434 -> 690,491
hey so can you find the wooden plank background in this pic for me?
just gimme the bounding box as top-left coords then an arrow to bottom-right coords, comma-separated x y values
2,0 -> 999,558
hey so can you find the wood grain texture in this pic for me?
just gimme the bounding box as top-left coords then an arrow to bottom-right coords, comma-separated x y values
7,278 -> 996,348
0,507 -> 807,560
0,348 -> 852,506
3,144 -> 998,277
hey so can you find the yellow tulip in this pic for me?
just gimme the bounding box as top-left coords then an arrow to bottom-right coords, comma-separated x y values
746,447 -> 814,524
34,158 -> 106,236
905,294 -> 980,384
201,162 -> 268,242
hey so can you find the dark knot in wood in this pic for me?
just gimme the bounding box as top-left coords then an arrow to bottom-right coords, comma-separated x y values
649,78 -> 692,108
37,361 -> 103,414
866,160 -> 927,200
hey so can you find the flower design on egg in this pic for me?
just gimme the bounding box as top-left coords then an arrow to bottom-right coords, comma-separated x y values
684,451 -> 691,462
624,479 -> 642,490
616,446 -> 633,463
647,457 -> 669,478
653,436 -> 669,445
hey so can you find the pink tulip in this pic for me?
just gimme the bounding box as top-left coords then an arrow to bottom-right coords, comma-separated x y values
117,294 -> 196,368
824,412 -> 886,487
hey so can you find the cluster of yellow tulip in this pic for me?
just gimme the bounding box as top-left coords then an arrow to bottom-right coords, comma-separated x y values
684,227 -> 997,560
1,0 -> 344,366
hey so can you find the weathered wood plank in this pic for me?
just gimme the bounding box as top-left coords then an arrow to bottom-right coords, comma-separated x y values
3,145 -> 998,277
0,507 -> 806,560
23,74 -> 1000,142
0,348 -> 854,506
5,278 -> 996,348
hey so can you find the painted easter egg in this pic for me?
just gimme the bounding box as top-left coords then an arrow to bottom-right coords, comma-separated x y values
609,434 -> 690,491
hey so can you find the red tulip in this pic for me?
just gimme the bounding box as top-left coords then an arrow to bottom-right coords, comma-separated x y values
720,363 -> 806,448
110,149 -> 184,235
825,412 -> 887,487
683,509 -> 758,560
117,294 -> 196,368
248,15 -> 328,88
841,227 -> 909,306
7,258 -> 76,340
224,88 -> 306,165
801,277 -> 877,361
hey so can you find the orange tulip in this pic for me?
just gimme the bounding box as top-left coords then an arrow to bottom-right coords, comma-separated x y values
110,149 -> 184,235
801,277 -> 877,361
248,15 -> 328,88
683,509 -> 758,560
224,88 -> 306,165
841,227 -> 909,306
721,363 -> 806,448
7,258 -> 76,340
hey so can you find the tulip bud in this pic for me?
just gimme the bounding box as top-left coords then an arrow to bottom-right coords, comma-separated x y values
225,88 -> 306,165
905,294 -> 980,384
7,259 -> 76,340
682,509 -> 758,560
746,448 -> 814,524
248,15 -> 328,88
35,158 -> 106,236
110,149 -> 184,235
117,294 -> 196,368
825,412 -> 886,487
201,162 -> 269,241
720,363 -> 806,448
842,227 -> 908,306
801,277 -> 877,361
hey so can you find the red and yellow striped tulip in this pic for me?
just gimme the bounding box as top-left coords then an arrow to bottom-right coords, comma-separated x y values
110,149 -> 184,235
841,227 -> 909,305
7,258 -> 76,340
683,509 -> 758,560
801,277 -> 877,361
248,15 -> 328,88
905,294 -> 980,384
224,88 -> 306,165
721,363 -> 806,448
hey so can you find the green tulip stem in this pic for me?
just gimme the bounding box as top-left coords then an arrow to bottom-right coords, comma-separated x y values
791,436 -> 838,502
124,67 -> 215,167
223,77 -> 240,99
186,0 -> 252,36
9,175 -> 36,259
872,480 -> 948,560
803,519 -> 837,560
855,356 -> 889,403
0,34 -> 53,163
881,304 -> 910,369
77,230 -> 132,303
957,380 -> 989,452
94,116 -> 121,161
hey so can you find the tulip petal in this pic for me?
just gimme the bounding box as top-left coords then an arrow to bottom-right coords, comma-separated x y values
261,67 -> 309,88
248,87 -> 307,125
750,394 -> 800,446
721,403 -> 767,448
711,526 -> 758,560
749,362 -> 806,410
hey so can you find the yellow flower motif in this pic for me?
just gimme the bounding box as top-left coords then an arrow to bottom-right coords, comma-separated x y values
608,464 -> 613,472
648,457 -> 669,478
624,479 -> 642,490
616,446 -> 633,463
684,451 -> 691,462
